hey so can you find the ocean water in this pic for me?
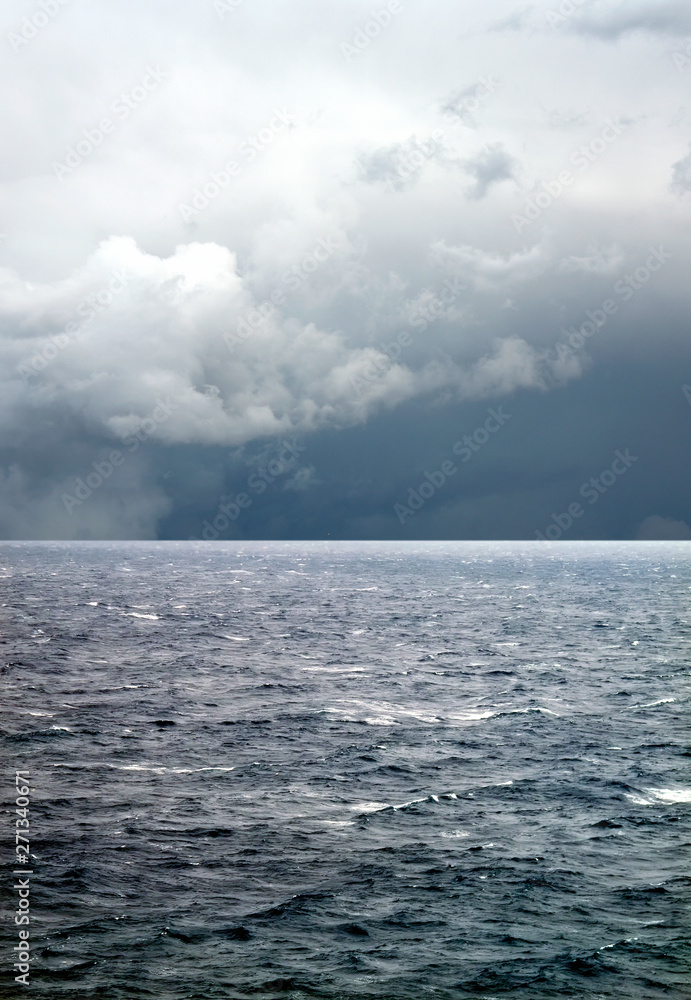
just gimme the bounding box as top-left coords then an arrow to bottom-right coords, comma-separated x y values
1,540 -> 689,1000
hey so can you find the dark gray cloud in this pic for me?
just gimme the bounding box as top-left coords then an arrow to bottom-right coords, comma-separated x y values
461,143 -> 519,199
357,135 -> 450,191
154,349 -> 691,542
671,145 -> 691,195
563,1 -> 691,40
491,1 -> 691,41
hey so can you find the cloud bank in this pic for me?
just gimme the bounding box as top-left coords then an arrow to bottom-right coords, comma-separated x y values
0,0 -> 689,539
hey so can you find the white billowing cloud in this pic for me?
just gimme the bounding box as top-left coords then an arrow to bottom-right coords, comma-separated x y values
2,236 -> 564,456
432,240 -> 550,291
455,335 -> 549,396
558,245 -> 625,274
0,230 -> 585,537
636,515 -> 691,540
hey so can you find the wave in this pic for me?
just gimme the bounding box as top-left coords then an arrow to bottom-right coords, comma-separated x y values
626,786 -> 691,806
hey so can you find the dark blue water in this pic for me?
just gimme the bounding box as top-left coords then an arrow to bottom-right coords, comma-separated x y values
1,541 -> 689,999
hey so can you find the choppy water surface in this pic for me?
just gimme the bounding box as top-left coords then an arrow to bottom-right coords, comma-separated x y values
1,541 -> 689,999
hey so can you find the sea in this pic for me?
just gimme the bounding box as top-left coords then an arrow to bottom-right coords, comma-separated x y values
1,541 -> 689,999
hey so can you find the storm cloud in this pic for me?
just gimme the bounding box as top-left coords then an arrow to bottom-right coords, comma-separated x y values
1,0 -> 689,539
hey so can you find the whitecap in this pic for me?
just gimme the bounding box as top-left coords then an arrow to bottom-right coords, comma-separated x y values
124,612 -> 159,620
302,666 -> 365,674
116,764 -> 167,774
645,787 -> 691,804
170,766 -> 236,774
393,796 -> 428,810
224,635 -> 250,641
103,763 -> 235,774
599,936 -> 638,952
625,793 -> 653,806
448,710 -> 496,722
624,786 -> 691,806
504,707 -> 561,717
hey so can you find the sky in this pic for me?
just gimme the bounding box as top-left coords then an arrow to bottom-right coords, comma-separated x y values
1,0 -> 691,540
